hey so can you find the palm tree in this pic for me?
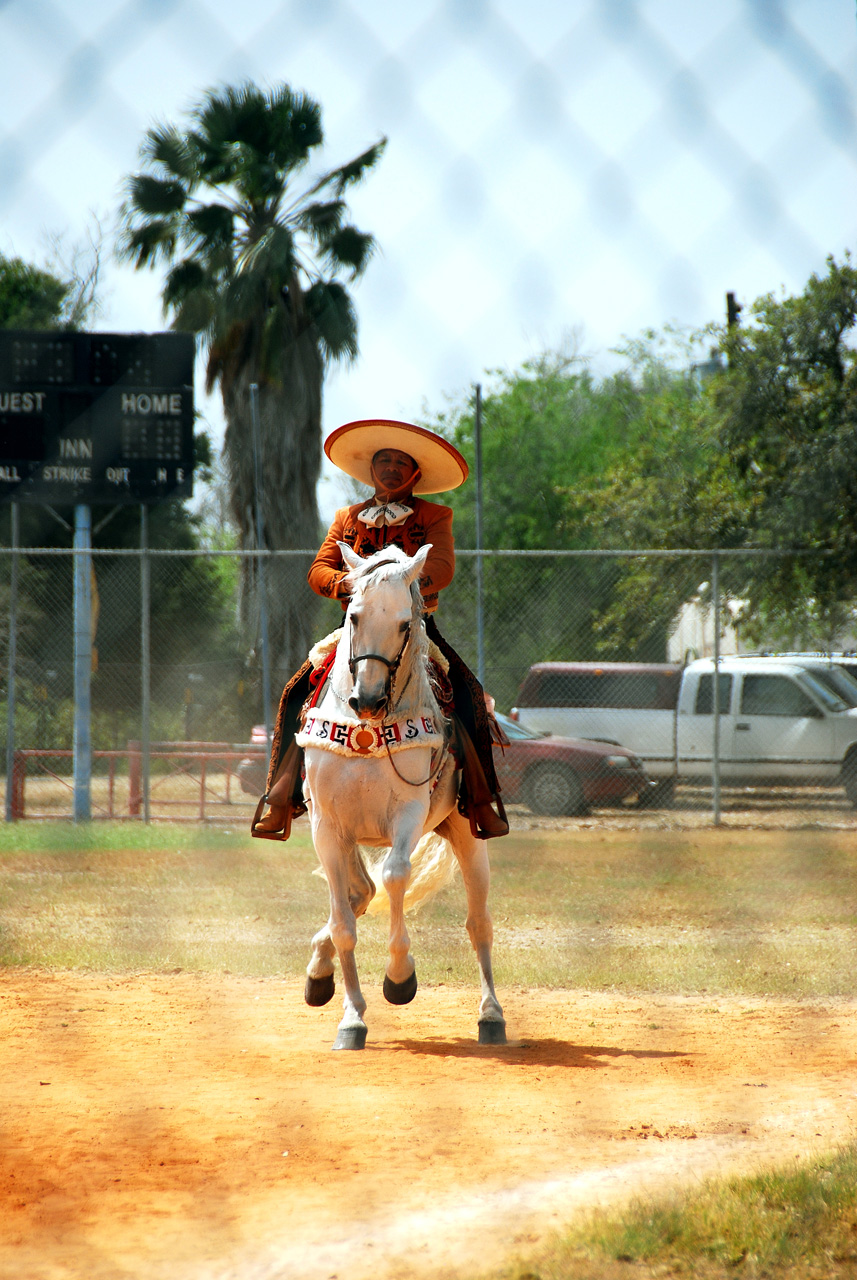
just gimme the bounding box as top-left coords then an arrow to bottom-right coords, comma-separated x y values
119,82 -> 385,685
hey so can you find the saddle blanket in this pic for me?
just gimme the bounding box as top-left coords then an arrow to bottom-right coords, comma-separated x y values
296,713 -> 441,757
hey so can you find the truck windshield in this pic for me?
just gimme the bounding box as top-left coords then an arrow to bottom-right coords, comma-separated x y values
799,671 -> 849,714
806,664 -> 857,708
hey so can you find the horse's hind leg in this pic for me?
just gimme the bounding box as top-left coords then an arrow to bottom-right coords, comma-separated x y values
436,810 -> 506,1044
305,847 -> 376,1008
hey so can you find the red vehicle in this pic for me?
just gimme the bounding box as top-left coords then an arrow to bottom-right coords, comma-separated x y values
492,712 -> 651,815
239,714 -> 651,817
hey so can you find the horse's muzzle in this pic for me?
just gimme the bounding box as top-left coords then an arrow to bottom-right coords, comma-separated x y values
348,692 -> 389,719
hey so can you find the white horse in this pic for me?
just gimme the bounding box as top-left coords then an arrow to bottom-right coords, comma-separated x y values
297,542 -> 506,1051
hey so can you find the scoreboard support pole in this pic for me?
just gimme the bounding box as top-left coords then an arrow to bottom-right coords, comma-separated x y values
73,504 -> 92,822
140,504 -> 151,822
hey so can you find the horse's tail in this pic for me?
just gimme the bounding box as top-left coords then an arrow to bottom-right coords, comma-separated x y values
361,832 -> 458,916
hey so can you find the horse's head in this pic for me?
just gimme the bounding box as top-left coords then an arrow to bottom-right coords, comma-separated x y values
338,542 -> 430,720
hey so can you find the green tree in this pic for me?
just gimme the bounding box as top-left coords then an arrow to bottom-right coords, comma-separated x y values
0,234 -> 100,330
424,352 -> 676,707
569,332 -> 754,655
0,256 -> 68,329
585,260 -> 857,653
713,254 -> 857,645
119,81 -> 386,683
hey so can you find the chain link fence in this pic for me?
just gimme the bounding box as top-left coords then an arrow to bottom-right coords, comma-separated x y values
1,2 -> 856,828
4,540 -> 857,830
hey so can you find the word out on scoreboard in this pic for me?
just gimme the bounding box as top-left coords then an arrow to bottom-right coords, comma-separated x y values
0,331 -> 195,505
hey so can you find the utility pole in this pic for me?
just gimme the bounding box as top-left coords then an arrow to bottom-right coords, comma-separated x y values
726,291 -> 742,328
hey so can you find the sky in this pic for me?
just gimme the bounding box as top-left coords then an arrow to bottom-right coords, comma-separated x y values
1,0 -> 856,517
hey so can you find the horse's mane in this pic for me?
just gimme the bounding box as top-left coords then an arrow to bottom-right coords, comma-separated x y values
342,546 -> 446,724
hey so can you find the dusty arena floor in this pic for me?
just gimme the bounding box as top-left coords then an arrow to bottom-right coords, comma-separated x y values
2,972 -> 856,1280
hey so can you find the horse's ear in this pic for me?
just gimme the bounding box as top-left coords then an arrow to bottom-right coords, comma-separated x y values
403,543 -> 431,586
338,542 -> 363,572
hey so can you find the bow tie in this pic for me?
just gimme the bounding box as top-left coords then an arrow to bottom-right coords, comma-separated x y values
357,500 -> 414,528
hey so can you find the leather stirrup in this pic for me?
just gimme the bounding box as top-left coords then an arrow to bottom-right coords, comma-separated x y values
251,740 -> 307,840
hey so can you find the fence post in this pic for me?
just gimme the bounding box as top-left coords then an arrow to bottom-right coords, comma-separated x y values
712,551 -> 722,826
10,749 -> 25,821
250,384 -> 273,749
128,740 -> 141,816
474,383 -> 485,687
5,502 -> 19,823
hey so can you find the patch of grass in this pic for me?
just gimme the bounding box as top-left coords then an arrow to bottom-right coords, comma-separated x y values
0,821 -> 326,974
0,823 -> 855,992
496,1142 -> 857,1280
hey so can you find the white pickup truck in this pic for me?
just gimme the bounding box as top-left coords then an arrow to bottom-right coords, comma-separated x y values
510,657 -> 857,805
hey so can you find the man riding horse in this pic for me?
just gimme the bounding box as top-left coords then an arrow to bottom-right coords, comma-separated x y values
252,418 -> 509,843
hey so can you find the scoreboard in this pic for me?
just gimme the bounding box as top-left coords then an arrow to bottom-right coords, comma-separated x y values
0,331 -> 195,505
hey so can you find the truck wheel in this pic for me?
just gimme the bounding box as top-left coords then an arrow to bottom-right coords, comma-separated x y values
844,753 -> 857,807
526,764 -> 589,817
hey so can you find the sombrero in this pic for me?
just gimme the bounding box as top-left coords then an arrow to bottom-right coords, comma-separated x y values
324,419 -> 469,495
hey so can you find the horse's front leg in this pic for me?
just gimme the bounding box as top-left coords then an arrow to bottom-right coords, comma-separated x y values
305,846 -> 376,1008
313,824 -> 370,1049
381,801 -> 426,1006
436,809 -> 506,1044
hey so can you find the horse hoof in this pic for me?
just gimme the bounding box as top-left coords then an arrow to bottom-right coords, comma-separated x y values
305,973 -> 335,1007
333,1024 -> 368,1051
478,1019 -> 507,1045
383,970 -> 418,1005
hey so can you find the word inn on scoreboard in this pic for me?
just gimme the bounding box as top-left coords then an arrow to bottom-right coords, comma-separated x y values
0,331 -> 195,504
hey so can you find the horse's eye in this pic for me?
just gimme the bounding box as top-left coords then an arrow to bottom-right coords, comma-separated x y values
399,621 -> 409,634
351,614 -> 360,629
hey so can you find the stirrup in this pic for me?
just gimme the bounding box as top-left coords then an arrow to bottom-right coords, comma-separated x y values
251,796 -> 306,841
467,799 -> 509,841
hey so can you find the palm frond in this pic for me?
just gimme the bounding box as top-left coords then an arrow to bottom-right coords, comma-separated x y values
305,281 -> 358,364
163,259 -> 208,309
295,200 -> 346,239
264,86 -> 324,168
186,203 -> 235,250
118,220 -> 177,269
329,138 -> 388,195
322,226 -> 377,279
128,174 -> 187,217
141,123 -> 199,182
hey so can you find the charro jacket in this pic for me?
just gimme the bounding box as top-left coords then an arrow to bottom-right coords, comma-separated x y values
307,496 -> 455,613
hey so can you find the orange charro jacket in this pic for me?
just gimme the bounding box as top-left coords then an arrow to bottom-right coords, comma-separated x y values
307,497 -> 455,613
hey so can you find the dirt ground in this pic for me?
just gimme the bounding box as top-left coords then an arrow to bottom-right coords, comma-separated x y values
2,972 -> 856,1280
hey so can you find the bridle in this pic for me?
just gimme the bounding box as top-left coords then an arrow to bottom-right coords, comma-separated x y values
345,557 -> 413,703
342,562 -> 445,789
347,622 -> 411,693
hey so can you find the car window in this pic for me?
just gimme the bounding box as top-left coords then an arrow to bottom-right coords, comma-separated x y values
694,673 -> 733,714
740,674 -> 819,718
496,717 -> 543,741
537,672 -> 667,709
